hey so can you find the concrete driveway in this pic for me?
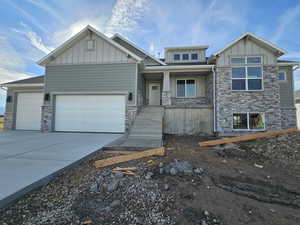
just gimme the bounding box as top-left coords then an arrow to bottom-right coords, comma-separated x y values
0,131 -> 122,208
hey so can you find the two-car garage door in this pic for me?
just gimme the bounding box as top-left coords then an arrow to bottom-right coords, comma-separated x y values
55,95 -> 126,133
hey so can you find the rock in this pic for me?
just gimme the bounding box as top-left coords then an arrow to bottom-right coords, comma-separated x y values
89,183 -> 98,192
113,171 -> 124,179
101,170 -> 111,177
159,168 -> 164,174
221,159 -> 227,163
223,143 -> 240,150
107,179 -> 119,192
164,184 -> 169,191
145,172 -> 154,180
159,162 -> 164,168
110,200 -> 121,208
204,210 -> 210,216
201,221 -> 208,225
164,160 -> 193,175
170,168 -> 177,175
194,168 -> 204,174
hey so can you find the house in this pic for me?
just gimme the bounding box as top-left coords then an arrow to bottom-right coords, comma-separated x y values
295,90 -> 300,128
1,25 -> 299,136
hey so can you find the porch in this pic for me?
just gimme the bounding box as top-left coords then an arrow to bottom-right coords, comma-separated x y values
139,65 -> 215,135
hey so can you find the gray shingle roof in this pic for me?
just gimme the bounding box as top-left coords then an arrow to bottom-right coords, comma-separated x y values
3,75 -> 44,85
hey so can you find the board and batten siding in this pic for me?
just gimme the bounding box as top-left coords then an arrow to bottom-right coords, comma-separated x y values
279,66 -> 295,108
113,37 -> 160,66
45,63 -> 138,105
216,38 -> 277,66
165,49 -> 206,63
49,32 -> 136,65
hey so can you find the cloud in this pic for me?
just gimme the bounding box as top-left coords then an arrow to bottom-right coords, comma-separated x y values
26,0 -> 65,25
284,51 -> 300,60
272,3 -> 300,42
0,37 -> 25,70
105,0 -> 149,36
3,0 -> 47,33
12,23 -> 54,54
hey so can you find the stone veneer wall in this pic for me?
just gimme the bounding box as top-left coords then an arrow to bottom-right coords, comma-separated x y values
41,101 -> 53,132
216,65 -> 282,134
3,112 -> 13,130
171,97 -> 209,106
281,107 -> 297,129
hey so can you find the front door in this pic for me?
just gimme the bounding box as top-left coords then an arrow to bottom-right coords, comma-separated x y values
149,83 -> 161,105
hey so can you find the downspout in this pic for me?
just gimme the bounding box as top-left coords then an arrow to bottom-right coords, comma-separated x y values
212,65 -> 216,133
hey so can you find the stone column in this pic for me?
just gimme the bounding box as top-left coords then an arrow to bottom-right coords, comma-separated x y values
162,71 -> 171,105
41,102 -> 53,132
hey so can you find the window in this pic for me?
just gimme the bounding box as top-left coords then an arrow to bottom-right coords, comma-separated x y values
87,40 -> 95,50
231,56 -> 262,64
232,66 -> 262,91
182,54 -> 189,60
233,113 -> 265,130
191,53 -> 198,60
278,71 -> 286,81
231,57 -> 246,64
176,79 -> 196,98
174,54 -> 180,61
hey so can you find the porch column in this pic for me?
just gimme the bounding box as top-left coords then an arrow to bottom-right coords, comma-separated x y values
162,71 -> 171,105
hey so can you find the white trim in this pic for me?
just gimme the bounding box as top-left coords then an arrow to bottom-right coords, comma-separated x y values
232,112 -> 265,131
278,62 -> 300,66
175,79 -> 197,98
214,32 -> 286,56
38,25 -> 142,66
111,33 -> 166,65
135,63 -> 138,106
4,84 -> 44,88
143,65 -> 214,73
231,66 -> 264,91
165,45 -> 209,51
278,71 -> 287,82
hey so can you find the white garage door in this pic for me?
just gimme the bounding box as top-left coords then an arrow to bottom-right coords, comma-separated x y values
16,93 -> 43,130
55,95 -> 126,132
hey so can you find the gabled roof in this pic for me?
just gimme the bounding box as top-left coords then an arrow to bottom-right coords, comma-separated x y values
111,33 -> 166,65
165,45 -> 209,51
37,25 -> 143,66
214,32 -> 287,57
1,75 -> 44,87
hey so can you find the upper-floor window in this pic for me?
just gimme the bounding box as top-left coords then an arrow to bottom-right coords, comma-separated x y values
191,53 -> 198,60
278,71 -> 286,81
174,54 -> 180,61
231,56 -> 263,91
182,54 -> 189,60
176,79 -> 196,98
231,56 -> 262,64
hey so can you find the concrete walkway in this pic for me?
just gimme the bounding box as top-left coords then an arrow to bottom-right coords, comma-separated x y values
0,131 -> 122,208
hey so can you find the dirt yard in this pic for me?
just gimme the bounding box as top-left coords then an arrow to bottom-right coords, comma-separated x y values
0,133 -> 299,225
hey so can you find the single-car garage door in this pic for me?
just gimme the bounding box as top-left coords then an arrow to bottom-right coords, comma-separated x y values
55,95 -> 126,132
16,92 -> 43,130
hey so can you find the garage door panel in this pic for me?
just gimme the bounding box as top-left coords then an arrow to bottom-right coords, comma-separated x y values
16,93 -> 43,130
55,95 -> 125,132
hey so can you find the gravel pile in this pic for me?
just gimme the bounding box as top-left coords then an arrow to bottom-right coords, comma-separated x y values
238,132 -> 300,165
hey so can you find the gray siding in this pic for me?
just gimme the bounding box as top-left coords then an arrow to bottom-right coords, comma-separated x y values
217,37 -> 276,66
279,66 -> 294,107
113,37 -> 160,66
45,63 -> 137,105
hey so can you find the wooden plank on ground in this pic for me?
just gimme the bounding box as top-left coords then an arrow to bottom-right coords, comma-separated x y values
103,151 -> 138,155
199,128 -> 299,147
95,147 -> 165,168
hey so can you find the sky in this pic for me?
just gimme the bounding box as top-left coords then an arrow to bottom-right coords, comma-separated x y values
0,0 -> 300,114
